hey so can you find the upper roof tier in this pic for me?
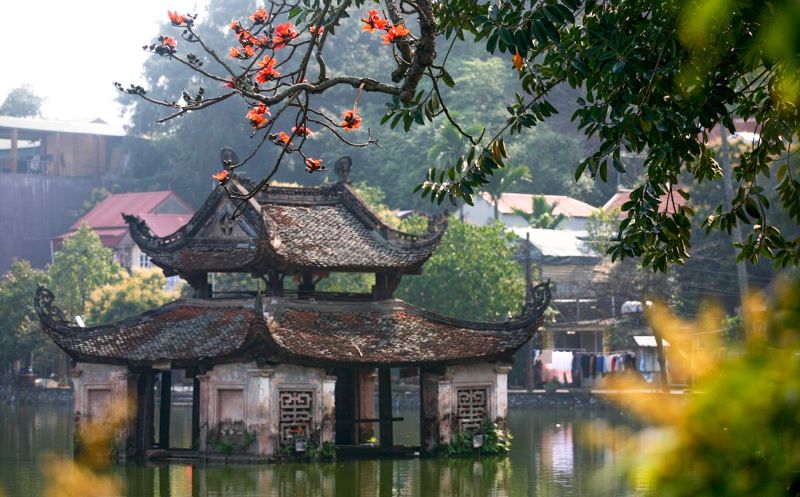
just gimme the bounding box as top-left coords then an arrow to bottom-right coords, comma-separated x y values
35,283 -> 551,368
123,176 -> 446,276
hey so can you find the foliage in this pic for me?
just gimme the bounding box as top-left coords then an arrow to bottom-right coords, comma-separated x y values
585,208 -> 621,255
0,260 -> 53,374
0,86 -> 42,117
121,0 -> 800,270
85,269 -> 176,325
396,220 -> 525,321
481,164 -> 531,220
207,422 -> 257,456
426,0 -> 800,269
513,195 -> 567,229
446,420 -> 512,456
46,403 -> 131,497
602,274 -> 800,497
49,225 -> 123,315
320,441 -> 336,461
78,188 -> 112,217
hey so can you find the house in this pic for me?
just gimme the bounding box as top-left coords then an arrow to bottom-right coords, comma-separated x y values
52,191 -> 194,272
511,227 -> 611,354
36,165 -> 551,460
603,188 -> 688,216
459,192 -> 598,231
0,116 -> 127,176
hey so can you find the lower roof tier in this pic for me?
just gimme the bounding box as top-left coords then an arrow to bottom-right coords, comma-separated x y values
35,284 -> 550,368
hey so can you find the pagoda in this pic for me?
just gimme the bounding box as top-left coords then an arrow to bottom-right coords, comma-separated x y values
35,158 -> 550,461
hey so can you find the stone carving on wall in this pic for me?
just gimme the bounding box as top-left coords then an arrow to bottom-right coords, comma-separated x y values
456,387 -> 487,433
279,390 -> 313,444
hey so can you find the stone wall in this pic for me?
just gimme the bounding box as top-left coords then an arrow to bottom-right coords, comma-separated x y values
0,384 -> 73,405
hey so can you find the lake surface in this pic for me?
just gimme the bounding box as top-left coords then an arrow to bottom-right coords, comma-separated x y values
0,404 -> 644,497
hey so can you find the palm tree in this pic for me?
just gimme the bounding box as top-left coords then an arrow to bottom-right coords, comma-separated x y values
513,195 -> 567,229
482,164 -> 531,221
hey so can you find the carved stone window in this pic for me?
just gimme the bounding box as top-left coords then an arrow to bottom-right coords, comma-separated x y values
456,387 -> 487,433
279,390 -> 313,444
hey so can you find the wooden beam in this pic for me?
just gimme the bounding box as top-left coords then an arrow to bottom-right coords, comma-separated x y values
159,371 -> 172,449
378,368 -> 393,448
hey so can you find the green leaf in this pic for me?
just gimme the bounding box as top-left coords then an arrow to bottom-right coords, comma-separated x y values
440,69 -> 456,88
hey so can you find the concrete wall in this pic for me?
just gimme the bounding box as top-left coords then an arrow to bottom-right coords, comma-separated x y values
0,173 -> 99,273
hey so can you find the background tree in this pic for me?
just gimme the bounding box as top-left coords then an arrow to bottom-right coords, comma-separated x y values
85,269 -> 176,325
0,261 -> 53,378
0,86 -> 43,117
49,225 -> 123,316
396,220 -> 526,321
513,195 -> 567,229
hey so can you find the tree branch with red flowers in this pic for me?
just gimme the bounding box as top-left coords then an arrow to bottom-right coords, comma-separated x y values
117,0 -> 489,213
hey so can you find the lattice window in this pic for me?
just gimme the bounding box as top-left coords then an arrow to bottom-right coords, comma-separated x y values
456,388 -> 487,433
279,390 -> 313,444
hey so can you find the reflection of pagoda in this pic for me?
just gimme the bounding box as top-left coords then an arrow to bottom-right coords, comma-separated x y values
36,160 -> 550,460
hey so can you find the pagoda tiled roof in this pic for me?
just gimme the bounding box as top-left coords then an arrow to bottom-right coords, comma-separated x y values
35,283 -> 550,368
123,177 -> 446,275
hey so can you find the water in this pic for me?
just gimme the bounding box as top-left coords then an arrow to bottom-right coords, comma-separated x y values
0,404 -> 643,497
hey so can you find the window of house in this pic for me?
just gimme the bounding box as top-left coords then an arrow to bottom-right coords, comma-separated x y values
139,253 -> 152,269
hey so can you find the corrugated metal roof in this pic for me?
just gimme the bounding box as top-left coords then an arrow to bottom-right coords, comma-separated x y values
511,227 -> 600,260
480,192 -> 598,218
0,116 -> 125,137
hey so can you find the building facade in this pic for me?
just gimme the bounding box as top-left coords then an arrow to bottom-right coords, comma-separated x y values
36,166 -> 550,461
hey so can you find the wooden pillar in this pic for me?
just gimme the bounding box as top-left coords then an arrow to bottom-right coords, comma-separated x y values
357,369 -> 376,443
159,371 -> 172,448
378,368 -> 393,448
136,372 -> 156,456
526,340 -> 534,392
419,369 -> 438,454
191,376 -> 201,449
298,272 -> 314,297
186,273 -> 209,299
10,128 -> 18,173
373,273 -> 402,300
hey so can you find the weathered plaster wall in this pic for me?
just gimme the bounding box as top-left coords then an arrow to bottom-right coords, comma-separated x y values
420,362 -> 511,453
72,362 -> 131,456
197,362 -> 334,457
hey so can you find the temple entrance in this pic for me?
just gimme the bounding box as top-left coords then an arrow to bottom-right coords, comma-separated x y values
139,368 -> 200,455
334,368 -> 380,445
334,367 -> 419,453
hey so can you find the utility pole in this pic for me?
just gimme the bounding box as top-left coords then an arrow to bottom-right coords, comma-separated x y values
720,126 -> 750,301
524,232 -> 534,392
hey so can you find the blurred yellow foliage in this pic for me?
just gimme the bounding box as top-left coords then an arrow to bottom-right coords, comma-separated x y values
599,275 -> 800,496
43,458 -> 120,497
43,402 -> 131,497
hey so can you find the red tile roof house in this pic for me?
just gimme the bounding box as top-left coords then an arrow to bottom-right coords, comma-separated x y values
459,192 -> 599,231
51,191 -> 194,272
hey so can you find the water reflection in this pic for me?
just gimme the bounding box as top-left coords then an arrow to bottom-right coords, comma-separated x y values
0,405 -> 643,497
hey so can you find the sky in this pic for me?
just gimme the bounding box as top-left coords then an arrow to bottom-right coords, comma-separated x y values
0,0 -> 206,126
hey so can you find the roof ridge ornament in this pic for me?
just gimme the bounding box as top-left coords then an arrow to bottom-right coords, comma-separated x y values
333,156 -> 352,184
34,285 -> 73,326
